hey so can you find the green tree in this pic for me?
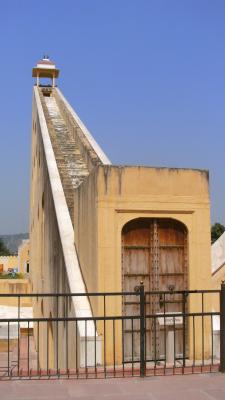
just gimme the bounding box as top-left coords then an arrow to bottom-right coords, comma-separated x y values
0,238 -> 11,256
211,223 -> 225,244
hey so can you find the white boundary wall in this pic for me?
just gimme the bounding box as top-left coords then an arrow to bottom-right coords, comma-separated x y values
212,232 -> 225,275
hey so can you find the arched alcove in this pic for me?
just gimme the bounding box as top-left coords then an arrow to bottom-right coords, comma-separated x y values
122,217 -> 188,293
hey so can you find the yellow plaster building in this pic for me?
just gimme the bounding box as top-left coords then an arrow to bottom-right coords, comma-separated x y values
30,57 -> 212,369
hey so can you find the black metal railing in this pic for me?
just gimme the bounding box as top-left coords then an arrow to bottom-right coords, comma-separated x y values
0,284 -> 223,380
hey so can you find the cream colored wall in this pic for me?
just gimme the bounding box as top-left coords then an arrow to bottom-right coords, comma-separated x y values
74,165 -> 211,362
0,256 -> 18,272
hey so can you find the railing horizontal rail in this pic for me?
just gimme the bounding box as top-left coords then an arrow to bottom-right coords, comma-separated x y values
0,315 -> 140,323
0,289 -> 220,297
0,311 -> 220,324
145,289 -> 220,295
145,311 -> 220,318
0,291 -> 139,297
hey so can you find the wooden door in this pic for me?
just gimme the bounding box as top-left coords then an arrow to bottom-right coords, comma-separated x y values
122,218 -> 187,362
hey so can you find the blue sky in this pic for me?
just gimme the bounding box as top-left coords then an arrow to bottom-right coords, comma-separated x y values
0,0 -> 224,234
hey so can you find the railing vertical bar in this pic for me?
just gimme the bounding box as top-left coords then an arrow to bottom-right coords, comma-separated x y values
220,282 -> 225,372
139,283 -> 145,377
56,296 -> 59,376
202,292 -> 204,366
103,295 -> 106,378
131,318 -> 134,376
28,321 -> 30,377
113,319 -> 116,377
7,322 -> 10,378
85,320 -> 87,378
17,296 -> 20,377
66,298 -> 69,377
144,295 -> 147,369
182,292 -> 186,369
173,316 -> 176,370
163,292 -> 166,369
37,321 -> 40,377
211,314 -> 214,365
154,316 -> 156,370
193,315 -> 195,367
75,320 -> 78,378
47,321 -> 49,376
122,318 -> 125,377
94,320 -> 97,377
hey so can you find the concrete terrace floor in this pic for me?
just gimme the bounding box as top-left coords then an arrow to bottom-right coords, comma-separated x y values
1,374 -> 225,400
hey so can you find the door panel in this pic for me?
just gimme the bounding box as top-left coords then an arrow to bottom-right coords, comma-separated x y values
157,220 -> 187,359
122,220 -> 151,360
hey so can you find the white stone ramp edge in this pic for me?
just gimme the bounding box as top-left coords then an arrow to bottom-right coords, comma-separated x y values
34,87 -> 101,367
212,231 -> 225,275
55,87 -> 111,165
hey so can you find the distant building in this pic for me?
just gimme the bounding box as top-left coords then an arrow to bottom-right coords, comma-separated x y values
0,256 -> 18,273
0,240 -> 29,275
18,239 -> 29,274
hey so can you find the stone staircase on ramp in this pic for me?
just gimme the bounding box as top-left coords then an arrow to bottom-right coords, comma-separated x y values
39,93 -> 89,225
